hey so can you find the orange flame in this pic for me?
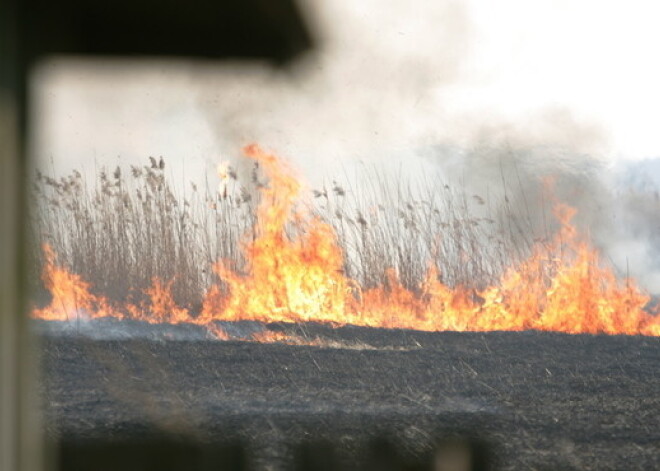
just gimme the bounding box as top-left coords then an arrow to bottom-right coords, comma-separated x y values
126,278 -> 194,324
199,145 -> 351,325
33,245 -> 122,321
32,145 -> 660,338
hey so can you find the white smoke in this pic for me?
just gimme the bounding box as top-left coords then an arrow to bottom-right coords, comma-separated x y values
31,0 -> 660,293
194,0 -> 660,294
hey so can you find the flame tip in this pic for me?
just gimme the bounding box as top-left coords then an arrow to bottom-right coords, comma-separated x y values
32,147 -> 660,338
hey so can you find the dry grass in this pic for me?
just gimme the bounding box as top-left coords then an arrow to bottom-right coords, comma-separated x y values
30,158 -> 256,310
310,167 -> 538,292
29,157 -> 544,311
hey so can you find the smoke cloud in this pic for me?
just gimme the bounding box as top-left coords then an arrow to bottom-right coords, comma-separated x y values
190,0 -> 660,292
31,0 -> 660,293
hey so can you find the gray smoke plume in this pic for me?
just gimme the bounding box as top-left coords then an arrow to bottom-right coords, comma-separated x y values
194,0 -> 660,294
30,1 -> 660,294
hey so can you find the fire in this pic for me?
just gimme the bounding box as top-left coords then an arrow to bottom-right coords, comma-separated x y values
33,245 -> 122,322
126,278 -> 194,324
199,145 -> 351,325
32,145 -> 660,338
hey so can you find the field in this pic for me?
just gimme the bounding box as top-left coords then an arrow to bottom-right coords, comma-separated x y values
39,322 -> 660,470
31,148 -> 660,469
30,147 -> 660,335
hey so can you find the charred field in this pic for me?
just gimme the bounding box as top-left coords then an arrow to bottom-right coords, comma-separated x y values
39,321 -> 660,470
31,147 -> 660,469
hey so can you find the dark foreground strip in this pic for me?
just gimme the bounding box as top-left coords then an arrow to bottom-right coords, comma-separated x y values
58,436 -> 492,471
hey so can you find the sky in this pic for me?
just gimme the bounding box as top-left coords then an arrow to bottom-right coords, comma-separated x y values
27,0 -> 660,292
30,0 -> 660,181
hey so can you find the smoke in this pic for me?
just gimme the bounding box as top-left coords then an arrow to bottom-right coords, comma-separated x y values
426,141 -> 660,294
29,1 -> 660,293
194,0 -> 660,294
196,0 -> 475,179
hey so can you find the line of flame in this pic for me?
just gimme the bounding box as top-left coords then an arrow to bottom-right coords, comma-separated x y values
32,145 -> 660,338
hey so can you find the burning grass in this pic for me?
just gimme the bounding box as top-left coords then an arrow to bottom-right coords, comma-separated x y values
30,145 -> 660,337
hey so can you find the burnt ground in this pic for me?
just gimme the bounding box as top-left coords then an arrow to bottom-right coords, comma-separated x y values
38,321 -> 660,470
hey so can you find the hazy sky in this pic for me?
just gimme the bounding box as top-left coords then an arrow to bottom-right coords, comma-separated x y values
27,0 -> 660,293
31,0 -> 660,183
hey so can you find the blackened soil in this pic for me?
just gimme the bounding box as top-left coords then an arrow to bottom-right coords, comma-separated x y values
40,324 -> 660,470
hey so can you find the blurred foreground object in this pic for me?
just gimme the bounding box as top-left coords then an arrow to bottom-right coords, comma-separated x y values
20,0 -> 312,63
59,437 -> 491,471
0,0 -> 312,470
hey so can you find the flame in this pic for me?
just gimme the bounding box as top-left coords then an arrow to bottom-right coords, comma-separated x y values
33,245 -> 122,321
32,145 -> 660,338
33,253 -> 232,338
126,278 -> 194,324
199,145 -> 351,325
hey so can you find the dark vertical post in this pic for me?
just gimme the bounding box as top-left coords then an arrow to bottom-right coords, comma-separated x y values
0,0 -> 43,469
1,1 -> 312,470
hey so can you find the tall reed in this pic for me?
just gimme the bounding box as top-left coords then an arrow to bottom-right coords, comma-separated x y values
29,157 -> 546,311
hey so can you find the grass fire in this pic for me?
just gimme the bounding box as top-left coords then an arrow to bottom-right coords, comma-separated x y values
30,145 -> 660,337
